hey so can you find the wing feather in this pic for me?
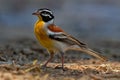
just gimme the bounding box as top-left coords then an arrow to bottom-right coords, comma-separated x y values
47,24 -> 86,48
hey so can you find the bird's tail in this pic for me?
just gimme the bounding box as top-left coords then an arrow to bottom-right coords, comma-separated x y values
82,48 -> 107,61
67,47 -> 107,61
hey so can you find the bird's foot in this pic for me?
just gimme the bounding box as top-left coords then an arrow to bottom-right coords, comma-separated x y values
55,65 -> 68,71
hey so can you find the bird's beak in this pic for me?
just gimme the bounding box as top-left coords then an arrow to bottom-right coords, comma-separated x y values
32,11 -> 39,15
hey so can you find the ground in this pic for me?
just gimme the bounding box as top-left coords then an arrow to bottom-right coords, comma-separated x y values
0,38 -> 120,80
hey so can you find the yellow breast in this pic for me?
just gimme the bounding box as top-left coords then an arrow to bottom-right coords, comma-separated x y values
34,21 -> 54,49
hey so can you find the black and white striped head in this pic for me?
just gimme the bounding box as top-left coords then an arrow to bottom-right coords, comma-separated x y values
32,8 -> 54,22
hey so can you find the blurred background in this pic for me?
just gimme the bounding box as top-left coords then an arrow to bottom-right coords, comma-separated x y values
0,0 -> 120,58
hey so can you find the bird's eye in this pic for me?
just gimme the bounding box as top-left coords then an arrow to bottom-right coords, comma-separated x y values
41,12 -> 52,18
43,12 -> 49,15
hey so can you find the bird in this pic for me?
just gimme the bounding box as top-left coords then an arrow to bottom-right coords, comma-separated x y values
32,8 -> 106,70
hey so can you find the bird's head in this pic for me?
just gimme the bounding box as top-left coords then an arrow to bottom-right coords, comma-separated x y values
32,8 -> 54,22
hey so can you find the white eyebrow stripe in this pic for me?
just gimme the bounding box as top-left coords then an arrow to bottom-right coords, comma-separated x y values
44,10 -> 52,14
42,13 -> 52,18
40,10 -> 53,14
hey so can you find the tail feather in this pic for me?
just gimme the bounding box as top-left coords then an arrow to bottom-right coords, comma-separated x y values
82,48 -> 107,61
66,47 -> 107,61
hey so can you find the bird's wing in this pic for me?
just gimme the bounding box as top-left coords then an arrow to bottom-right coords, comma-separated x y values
47,24 -> 86,48
47,24 -> 107,61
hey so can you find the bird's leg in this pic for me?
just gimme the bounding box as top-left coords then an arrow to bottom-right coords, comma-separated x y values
60,52 -> 65,71
43,50 -> 54,67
